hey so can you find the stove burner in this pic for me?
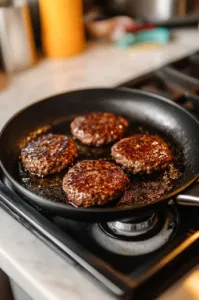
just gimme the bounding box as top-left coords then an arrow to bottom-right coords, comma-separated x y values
107,214 -> 158,237
92,208 -> 178,256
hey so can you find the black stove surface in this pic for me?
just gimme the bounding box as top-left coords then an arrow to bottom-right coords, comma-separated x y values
2,52 -> 199,300
52,206 -> 197,273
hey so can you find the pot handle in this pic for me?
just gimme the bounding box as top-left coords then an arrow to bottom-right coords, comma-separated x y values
176,181 -> 199,206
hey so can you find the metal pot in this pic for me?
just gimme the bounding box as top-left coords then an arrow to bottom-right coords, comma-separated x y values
106,0 -> 199,23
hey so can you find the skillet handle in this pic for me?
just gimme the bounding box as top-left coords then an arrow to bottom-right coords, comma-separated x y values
176,182 -> 199,206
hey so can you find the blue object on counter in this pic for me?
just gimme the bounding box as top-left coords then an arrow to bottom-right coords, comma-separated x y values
116,33 -> 136,48
136,28 -> 170,44
116,28 -> 170,48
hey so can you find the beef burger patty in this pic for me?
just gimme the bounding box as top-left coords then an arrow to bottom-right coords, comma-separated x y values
71,112 -> 128,146
63,160 -> 129,207
21,133 -> 77,176
111,134 -> 172,174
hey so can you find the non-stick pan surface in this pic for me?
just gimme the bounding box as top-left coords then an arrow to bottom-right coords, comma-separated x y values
0,88 -> 199,221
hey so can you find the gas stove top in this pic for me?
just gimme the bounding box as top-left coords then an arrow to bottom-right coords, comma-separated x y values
2,52 -> 199,299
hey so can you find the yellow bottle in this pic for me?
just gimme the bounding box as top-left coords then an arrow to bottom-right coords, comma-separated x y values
39,0 -> 85,58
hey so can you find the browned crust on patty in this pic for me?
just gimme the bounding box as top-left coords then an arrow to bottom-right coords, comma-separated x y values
111,134 -> 172,174
71,112 -> 128,146
21,133 -> 77,176
63,160 -> 129,207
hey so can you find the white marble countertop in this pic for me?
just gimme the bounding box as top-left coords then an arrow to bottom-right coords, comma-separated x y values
0,28 -> 199,300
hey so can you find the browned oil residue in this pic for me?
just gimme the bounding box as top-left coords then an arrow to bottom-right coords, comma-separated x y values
117,163 -> 182,207
18,122 -> 184,208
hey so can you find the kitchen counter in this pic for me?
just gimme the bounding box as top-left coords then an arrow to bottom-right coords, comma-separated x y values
0,29 -> 199,300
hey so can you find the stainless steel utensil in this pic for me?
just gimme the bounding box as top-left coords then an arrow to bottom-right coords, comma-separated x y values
106,0 -> 199,23
0,0 -> 37,73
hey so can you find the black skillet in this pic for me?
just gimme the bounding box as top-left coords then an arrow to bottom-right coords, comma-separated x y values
0,88 -> 199,221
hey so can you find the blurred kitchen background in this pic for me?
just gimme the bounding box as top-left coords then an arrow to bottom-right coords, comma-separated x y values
0,0 -> 198,96
29,0 -> 199,47
1,0 -> 199,74
24,0 -> 199,45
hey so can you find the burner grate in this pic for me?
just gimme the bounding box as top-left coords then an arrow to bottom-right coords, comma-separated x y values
94,208 -> 178,255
